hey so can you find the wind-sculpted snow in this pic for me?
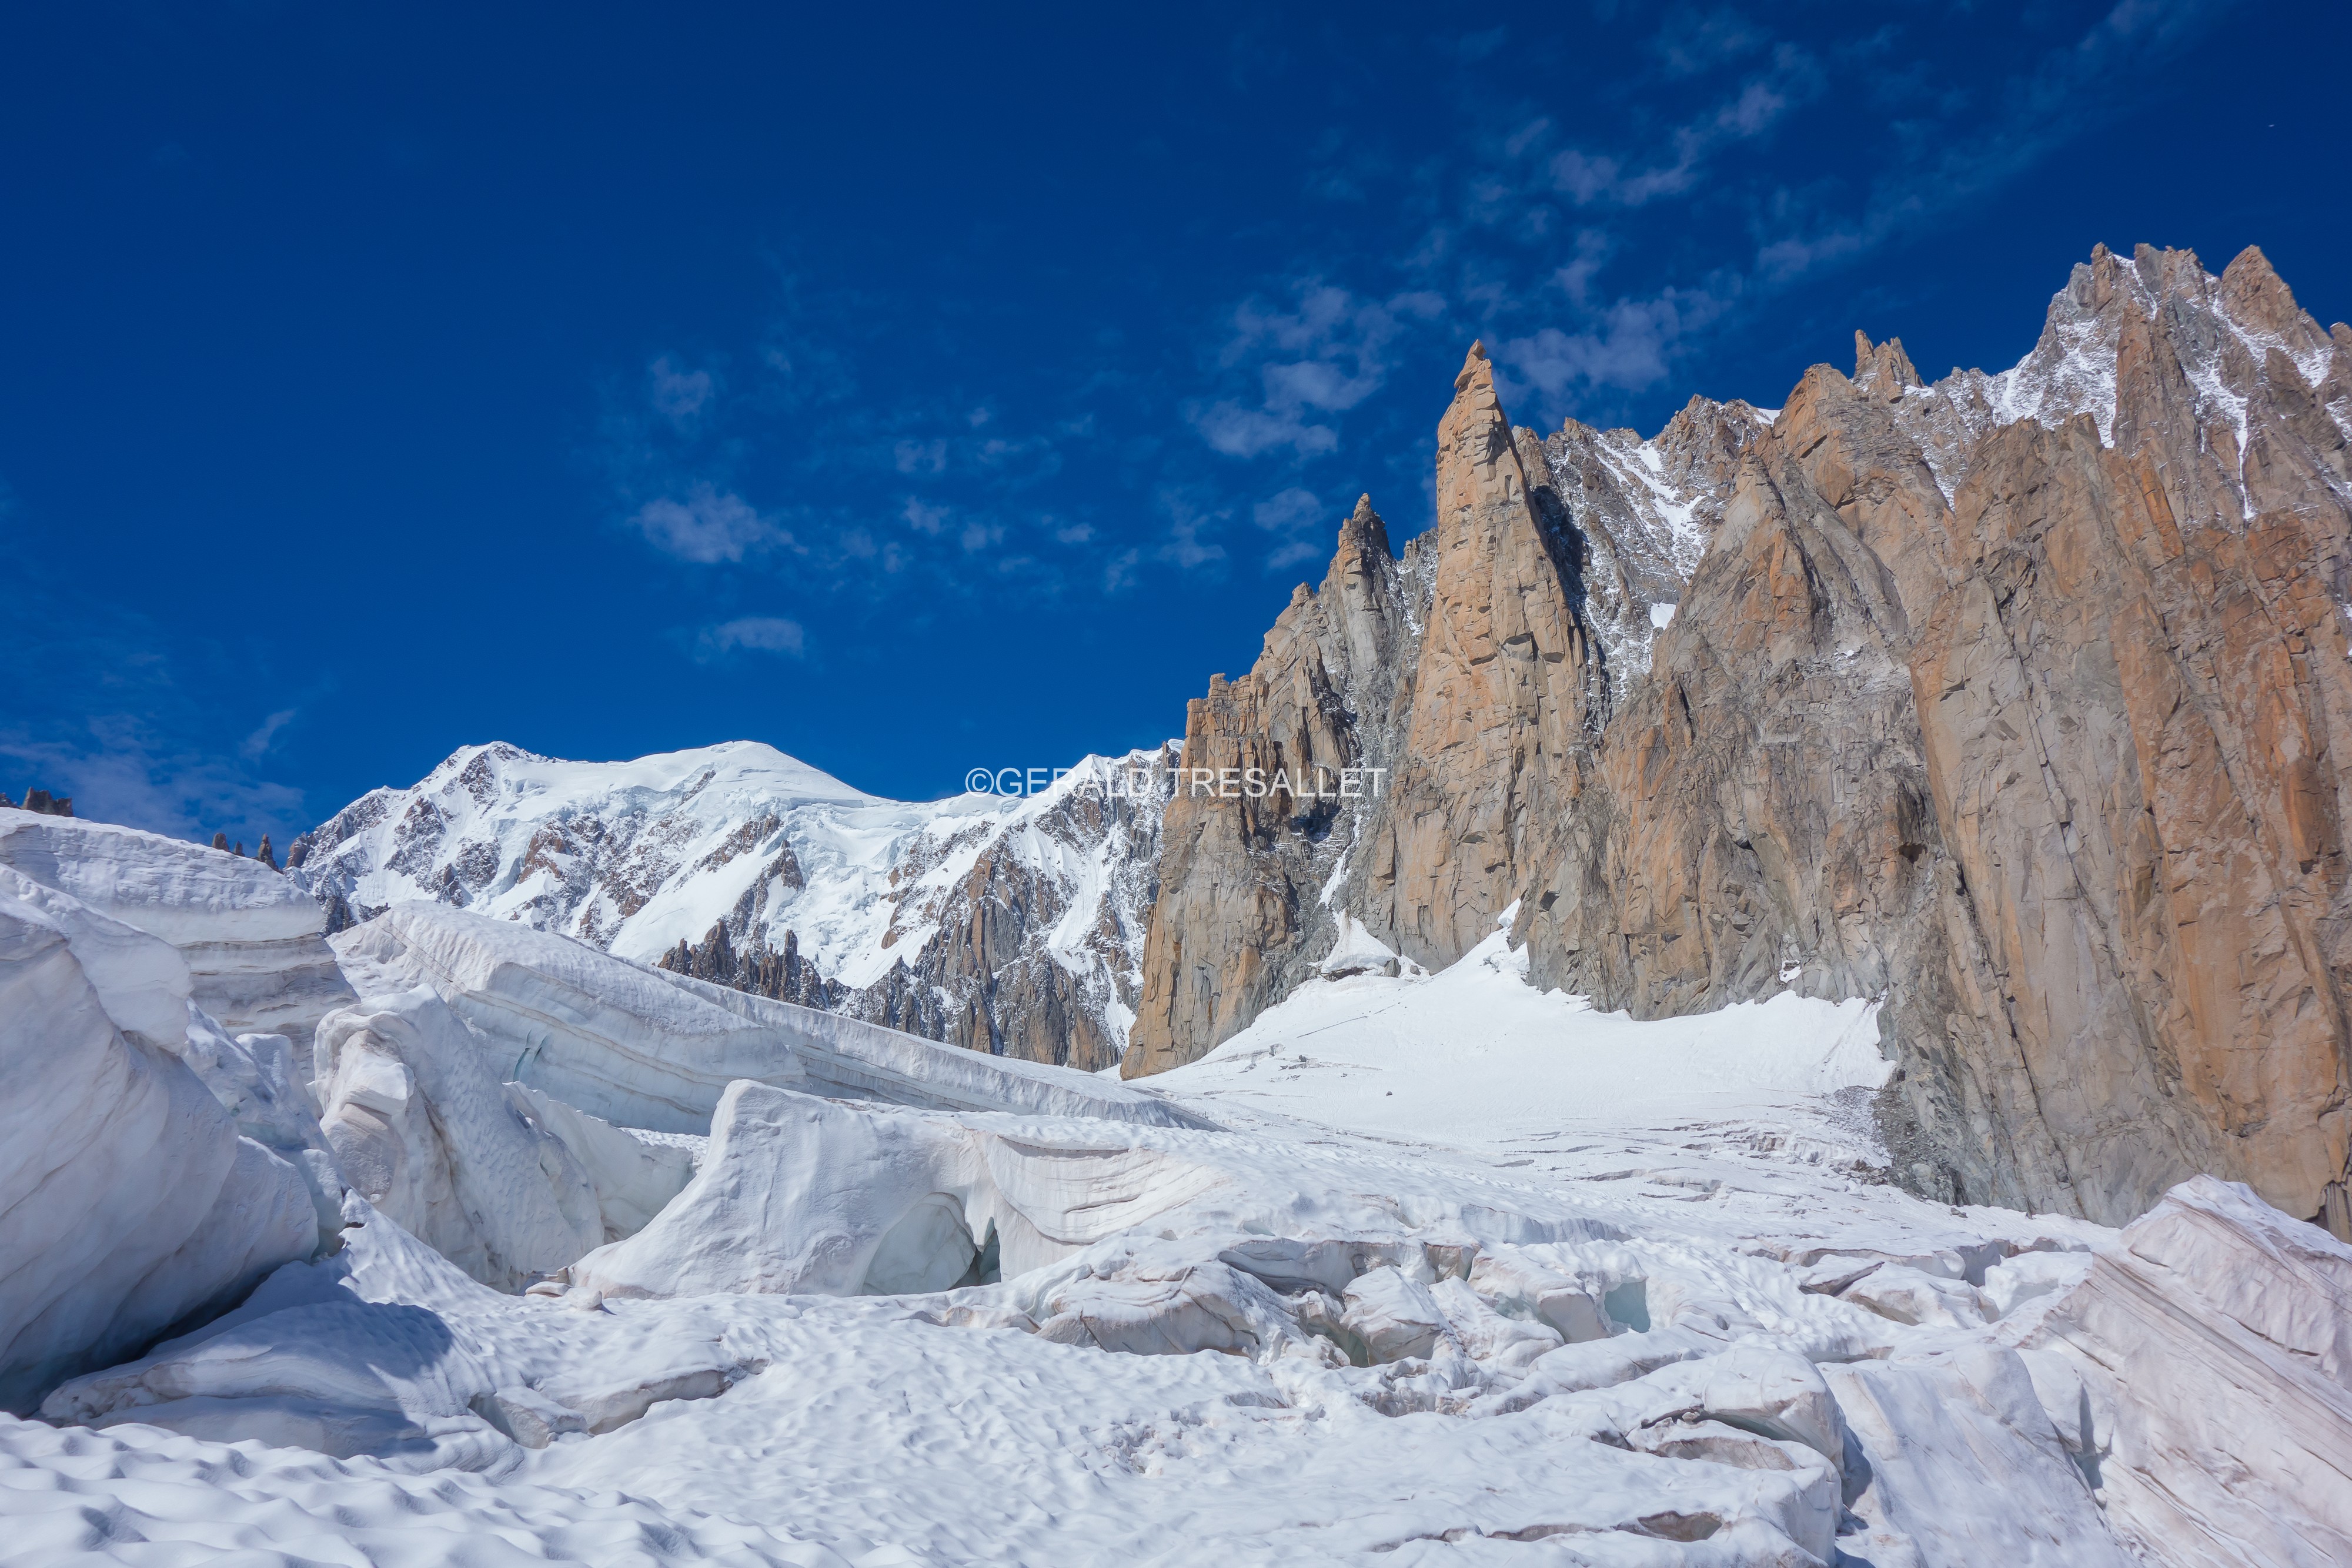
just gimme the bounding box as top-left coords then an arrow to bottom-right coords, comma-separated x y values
0,868 -> 318,1413
14,890 -> 2351,1564
0,807 -> 354,1051
562,1083 -> 1232,1302
333,901 -> 1212,1134
316,988 -> 611,1289
2010,1175 -> 2352,1566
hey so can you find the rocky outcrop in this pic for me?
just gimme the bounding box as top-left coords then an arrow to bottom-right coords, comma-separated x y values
1128,346 -> 1612,1075
657,922 -> 843,1011
1133,244 -> 2352,1237
1122,498 -> 1428,1075
18,789 -> 71,817
1541,393 -> 1772,704
844,751 -> 1177,1072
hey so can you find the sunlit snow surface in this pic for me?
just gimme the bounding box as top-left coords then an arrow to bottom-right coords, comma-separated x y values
4,905 -> 2174,1567
1164,927 -> 1889,1152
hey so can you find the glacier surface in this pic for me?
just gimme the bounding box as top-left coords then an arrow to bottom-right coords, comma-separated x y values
2,802 -> 2347,1567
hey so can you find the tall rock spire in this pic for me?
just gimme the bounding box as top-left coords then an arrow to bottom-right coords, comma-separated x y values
1366,340 -> 1599,968
1122,494 -> 1422,1076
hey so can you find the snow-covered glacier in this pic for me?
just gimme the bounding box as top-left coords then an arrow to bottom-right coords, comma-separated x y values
0,862 -> 324,1412
3,798 -> 2348,1566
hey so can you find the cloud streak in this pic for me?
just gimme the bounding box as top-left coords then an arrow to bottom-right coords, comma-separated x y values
0,564 -> 310,842
694,616 -> 806,661
238,708 -> 299,761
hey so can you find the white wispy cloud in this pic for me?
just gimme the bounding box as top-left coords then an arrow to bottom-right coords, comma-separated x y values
1748,0 -> 2230,287
1541,43 -> 1820,209
1155,490 -> 1229,571
633,484 -> 783,564
1252,486 -> 1327,571
0,721 -> 308,845
0,557 -> 315,844
694,616 -> 806,660
894,437 -> 947,474
1190,283 -> 1447,463
1191,401 -> 1341,459
1493,277 -> 1743,401
1382,0 -> 2232,431
1652,6 -> 1767,78
647,355 -> 715,430
238,707 -> 298,761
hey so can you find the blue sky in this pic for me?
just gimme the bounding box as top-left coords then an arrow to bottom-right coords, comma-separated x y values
1,1 -> 2342,841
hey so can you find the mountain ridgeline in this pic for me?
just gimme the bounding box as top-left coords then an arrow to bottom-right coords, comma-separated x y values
1128,242 -> 2352,1239
288,243 -> 2352,1237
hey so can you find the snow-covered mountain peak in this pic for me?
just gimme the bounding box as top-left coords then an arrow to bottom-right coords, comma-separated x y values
410,738 -> 884,817
290,738 -> 1181,1071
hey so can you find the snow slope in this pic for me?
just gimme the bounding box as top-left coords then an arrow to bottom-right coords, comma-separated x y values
1161,922 -> 1890,1150
289,741 -> 913,971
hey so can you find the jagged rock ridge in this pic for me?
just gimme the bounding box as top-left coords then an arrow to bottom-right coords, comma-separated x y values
1131,243 -> 2352,1239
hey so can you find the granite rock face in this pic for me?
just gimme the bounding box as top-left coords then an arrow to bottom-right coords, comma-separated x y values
1122,499 -> 1426,1076
1132,245 -> 2352,1236
1523,243 -> 2352,1228
1367,346 -> 1606,971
